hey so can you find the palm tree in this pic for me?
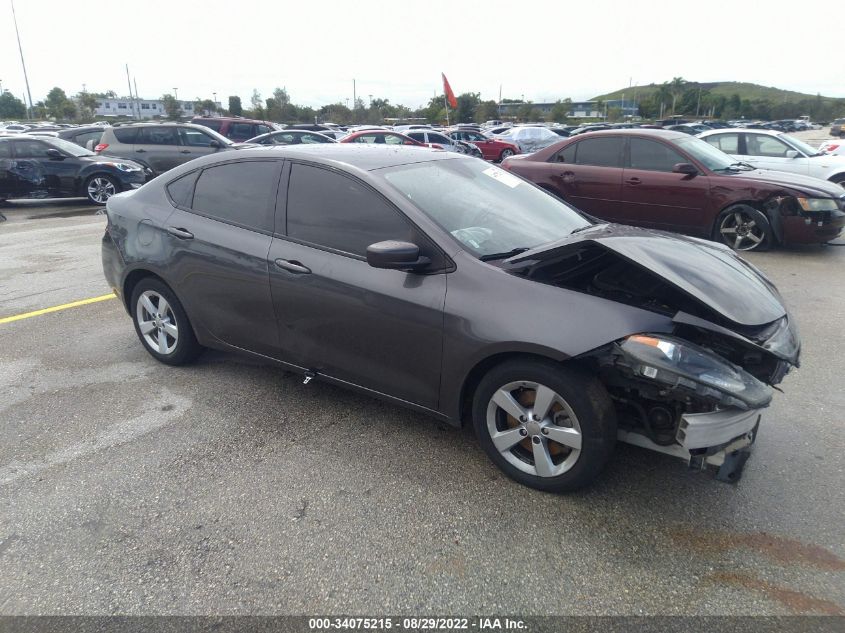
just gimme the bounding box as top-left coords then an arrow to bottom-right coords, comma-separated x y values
655,83 -> 671,119
670,77 -> 686,115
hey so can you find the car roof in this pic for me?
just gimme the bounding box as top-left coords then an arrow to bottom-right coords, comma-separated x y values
571,129 -> 691,141
696,128 -> 783,137
207,144 -> 457,171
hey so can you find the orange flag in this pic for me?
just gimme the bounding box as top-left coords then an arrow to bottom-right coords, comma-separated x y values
442,73 -> 458,109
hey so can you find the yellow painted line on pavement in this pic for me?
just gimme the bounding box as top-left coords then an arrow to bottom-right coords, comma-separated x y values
0,293 -> 117,324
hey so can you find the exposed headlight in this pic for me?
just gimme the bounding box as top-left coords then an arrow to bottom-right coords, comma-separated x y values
619,335 -> 772,409
104,162 -> 141,172
796,197 -> 838,211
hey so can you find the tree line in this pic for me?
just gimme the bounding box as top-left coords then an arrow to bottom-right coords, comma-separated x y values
2,81 -> 843,124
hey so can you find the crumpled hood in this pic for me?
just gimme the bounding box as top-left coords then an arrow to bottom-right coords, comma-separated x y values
506,224 -> 787,327
730,168 -> 845,199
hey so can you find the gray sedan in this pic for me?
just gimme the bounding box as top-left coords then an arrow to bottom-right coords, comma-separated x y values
101,145 -> 799,492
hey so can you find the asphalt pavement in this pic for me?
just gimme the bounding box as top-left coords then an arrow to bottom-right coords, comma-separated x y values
1,201 -> 843,616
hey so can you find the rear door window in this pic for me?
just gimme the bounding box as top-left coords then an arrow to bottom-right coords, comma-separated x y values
229,123 -> 255,139
627,138 -> 685,172
137,127 -> 179,146
190,160 -> 279,232
703,133 -> 739,154
574,137 -> 623,167
194,119 -> 222,132
113,127 -> 139,143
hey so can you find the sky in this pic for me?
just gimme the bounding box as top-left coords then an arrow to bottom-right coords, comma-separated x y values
0,0 -> 840,110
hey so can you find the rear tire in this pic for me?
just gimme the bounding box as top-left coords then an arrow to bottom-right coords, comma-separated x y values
714,204 -> 772,251
130,278 -> 202,366
472,359 -> 616,493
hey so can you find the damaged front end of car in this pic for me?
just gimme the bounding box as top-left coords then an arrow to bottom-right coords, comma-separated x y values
504,224 -> 801,482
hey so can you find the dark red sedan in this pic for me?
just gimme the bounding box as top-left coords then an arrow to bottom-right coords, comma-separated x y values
448,129 -> 520,162
502,130 -> 845,251
340,130 -> 426,146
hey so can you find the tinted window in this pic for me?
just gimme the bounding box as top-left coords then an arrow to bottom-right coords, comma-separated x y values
554,143 -> 577,163
179,127 -> 216,147
12,140 -> 52,158
166,171 -> 199,207
301,133 -> 328,144
745,134 -> 791,158
229,123 -> 255,138
704,133 -> 739,154
286,163 -> 417,257
113,127 -> 139,143
137,127 -> 179,145
574,137 -> 623,167
628,138 -> 685,171
191,161 -> 278,231
195,119 -> 222,132
407,132 -> 425,142
256,125 -> 272,135
429,134 -> 451,144
0,142 -> 11,158
74,130 -> 103,149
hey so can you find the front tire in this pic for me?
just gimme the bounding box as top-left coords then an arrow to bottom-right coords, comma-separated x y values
130,278 -> 202,365
472,359 -> 616,493
714,204 -> 772,251
85,174 -> 119,205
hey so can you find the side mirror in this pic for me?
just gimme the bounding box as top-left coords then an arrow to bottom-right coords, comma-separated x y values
785,149 -> 799,159
366,240 -> 430,271
672,162 -> 698,175
208,140 -> 222,149
46,148 -> 64,160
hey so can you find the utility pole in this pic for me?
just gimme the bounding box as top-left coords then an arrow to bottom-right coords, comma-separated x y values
11,0 -> 34,119
352,79 -> 356,109
125,64 -> 135,119
133,77 -> 140,119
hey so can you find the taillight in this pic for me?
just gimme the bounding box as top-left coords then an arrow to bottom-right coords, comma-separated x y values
824,144 -> 839,153
94,143 -> 108,153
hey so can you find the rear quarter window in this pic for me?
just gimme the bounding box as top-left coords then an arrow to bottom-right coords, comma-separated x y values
166,171 -> 200,207
113,128 -> 139,143
194,119 -> 223,132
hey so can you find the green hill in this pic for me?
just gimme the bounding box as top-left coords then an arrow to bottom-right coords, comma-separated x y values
593,82 -> 831,103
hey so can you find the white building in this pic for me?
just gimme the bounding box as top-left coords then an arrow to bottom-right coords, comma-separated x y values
91,98 -> 221,119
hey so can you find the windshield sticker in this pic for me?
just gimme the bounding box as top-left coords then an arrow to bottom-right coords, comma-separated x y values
482,166 -> 521,188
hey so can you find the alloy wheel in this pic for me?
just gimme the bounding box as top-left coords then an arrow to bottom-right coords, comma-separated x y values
87,177 -> 116,204
719,210 -> 766,251
136,290 -> 178,355
500,149 -> 514,161
486,381 -> 582,477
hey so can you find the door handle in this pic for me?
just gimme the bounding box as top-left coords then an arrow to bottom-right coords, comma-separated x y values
625,177 -> 642,185
179,150 -> 191,154
135,149 -> 147,153
274,258 -> 311,274
167,226 -> 194,240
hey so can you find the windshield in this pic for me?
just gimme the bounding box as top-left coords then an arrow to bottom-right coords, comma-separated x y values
781,134 -> 819,157
380,158 -> 590,258
43,136 -> 94,157
675,136 -> 736,171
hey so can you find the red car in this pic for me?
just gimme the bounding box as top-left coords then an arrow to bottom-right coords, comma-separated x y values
448,129 -> 520,162
191,116 -> 279,142
340,130 -> 426,146
502,129 -> 845,251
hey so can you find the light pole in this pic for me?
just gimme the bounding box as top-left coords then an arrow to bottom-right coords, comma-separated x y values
11,0 -> 34,119
173,87 -> 178,103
